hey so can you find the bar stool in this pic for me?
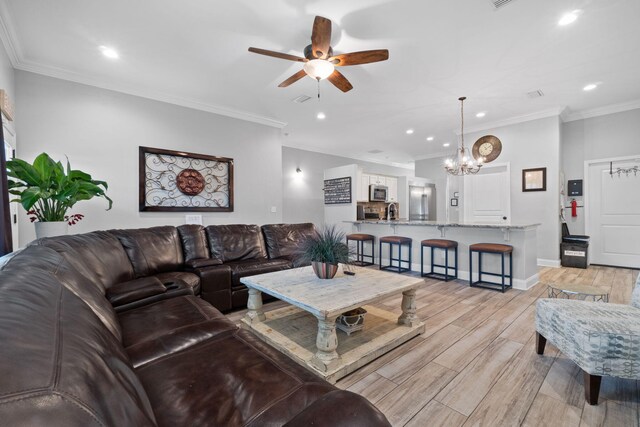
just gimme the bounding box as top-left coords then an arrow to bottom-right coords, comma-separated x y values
346,233 -> 375,266
421,239 -> 458,281
379,236 -> 412,273
469,243 -> 513,292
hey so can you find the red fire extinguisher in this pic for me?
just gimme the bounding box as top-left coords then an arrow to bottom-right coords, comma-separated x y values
571,199 -> 578,217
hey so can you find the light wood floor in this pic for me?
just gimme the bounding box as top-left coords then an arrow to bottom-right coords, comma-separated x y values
227,266 -> 640,426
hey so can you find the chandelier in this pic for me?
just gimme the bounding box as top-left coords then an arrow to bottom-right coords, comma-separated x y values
444,97 -> 483,176
610,161 -> 639,178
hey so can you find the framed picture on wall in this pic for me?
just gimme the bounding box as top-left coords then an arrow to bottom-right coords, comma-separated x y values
139,146 -> 234,212
522,167 -> 547,192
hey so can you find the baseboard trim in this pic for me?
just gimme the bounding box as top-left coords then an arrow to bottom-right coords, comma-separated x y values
537,258 -> 561,268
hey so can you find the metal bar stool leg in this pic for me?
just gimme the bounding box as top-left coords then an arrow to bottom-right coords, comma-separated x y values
397,244 -> 402,273
454,246 -> 458,279
469,249 -> 473,285
421,245 -> 424,276
501,252 -> 506,293
379,241 -> 383,270
445,248 -> 450,281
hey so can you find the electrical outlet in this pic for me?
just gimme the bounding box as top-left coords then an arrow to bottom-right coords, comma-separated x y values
185,215 -> 203,225
271,206 -> 277,213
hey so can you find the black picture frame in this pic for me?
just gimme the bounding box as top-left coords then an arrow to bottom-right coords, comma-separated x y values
450,198 -> 458,207
139,146 -> 234,212
522,167 -> 547,192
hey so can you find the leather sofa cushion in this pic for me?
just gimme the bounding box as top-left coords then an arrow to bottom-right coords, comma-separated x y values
262,223 -> 316,263
32,230 -> 135,291
112,226 -> 184,277
135,328 -> 336,427
283,390 -> 391,427
177,224 -> 211,262
118,295 -> 229,348
4,245 -> 122,342
0,256 -> 156,426
226,258 -> 292,288
206,224 -> 267,262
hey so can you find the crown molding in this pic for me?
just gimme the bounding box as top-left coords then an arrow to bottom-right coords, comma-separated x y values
562,99 -> 640,122
455,107 -> 565,135
0,6 -> 287,129
0,2 -> 21,67
282,141 -> 415,170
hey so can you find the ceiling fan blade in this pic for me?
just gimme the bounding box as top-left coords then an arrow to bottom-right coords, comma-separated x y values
248,47 -> 307,63
329,49 -> 389,66
278,69 -> 308,87
327,70 -> 353,92
311,16 -> 332,59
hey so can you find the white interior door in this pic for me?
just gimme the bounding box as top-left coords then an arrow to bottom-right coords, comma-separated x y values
464,163 -> 511,223
587,159 -> 640,268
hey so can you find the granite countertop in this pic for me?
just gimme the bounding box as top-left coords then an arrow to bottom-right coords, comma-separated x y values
347,220 -> 540,229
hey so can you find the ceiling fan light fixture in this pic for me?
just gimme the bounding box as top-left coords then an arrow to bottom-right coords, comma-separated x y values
303,59 -> 335,80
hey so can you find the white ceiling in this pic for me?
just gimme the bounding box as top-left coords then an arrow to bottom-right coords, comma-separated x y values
1,0 -> 639,167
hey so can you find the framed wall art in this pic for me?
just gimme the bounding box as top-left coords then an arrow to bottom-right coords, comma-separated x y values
139,146 -> 234,212
522,167 -> 547,192
324,177 -> 352,205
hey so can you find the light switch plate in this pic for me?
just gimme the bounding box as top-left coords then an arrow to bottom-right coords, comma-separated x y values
271,206 -> 277,213
185,214 -> 203,225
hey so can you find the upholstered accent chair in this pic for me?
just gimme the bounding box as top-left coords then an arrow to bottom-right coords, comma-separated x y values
535,273 -> 640,405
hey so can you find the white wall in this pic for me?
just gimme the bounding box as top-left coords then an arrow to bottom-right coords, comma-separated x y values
282,146 -> 413,225
15,71 -> 283,246
562,108 -> 640,233
415,116 -> 562,263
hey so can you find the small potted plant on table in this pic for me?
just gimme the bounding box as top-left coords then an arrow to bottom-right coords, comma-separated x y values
297,224 -> 351,279
7,153 -> 112,239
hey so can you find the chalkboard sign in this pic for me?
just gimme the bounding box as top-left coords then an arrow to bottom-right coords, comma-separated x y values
324,177 -> 352,205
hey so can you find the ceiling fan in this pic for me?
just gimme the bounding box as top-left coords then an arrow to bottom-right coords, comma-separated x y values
248,16 -> 389,93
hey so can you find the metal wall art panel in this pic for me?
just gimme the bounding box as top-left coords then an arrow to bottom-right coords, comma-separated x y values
139,146 -> 234,212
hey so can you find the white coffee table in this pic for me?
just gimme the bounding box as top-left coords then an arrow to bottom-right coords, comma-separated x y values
240,266 -> 425,383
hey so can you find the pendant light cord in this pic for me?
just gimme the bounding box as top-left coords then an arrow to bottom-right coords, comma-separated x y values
460,97 -> 465,150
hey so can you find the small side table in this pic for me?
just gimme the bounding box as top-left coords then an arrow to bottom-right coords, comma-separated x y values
547,283 -> 609,302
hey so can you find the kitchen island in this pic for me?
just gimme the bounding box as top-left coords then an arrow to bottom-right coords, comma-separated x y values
347,220 -> 540,290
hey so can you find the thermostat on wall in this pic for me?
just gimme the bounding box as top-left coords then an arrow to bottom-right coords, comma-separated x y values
568,179 -> 583,197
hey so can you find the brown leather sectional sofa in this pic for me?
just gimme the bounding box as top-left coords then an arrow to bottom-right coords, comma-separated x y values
0,223 -> 390,426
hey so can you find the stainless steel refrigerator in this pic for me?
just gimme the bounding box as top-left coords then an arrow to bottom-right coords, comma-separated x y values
409,184 -> 436,221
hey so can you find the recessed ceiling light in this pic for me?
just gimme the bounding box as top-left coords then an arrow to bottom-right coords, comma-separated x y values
317,112 -> 326,119
426,136 -> 434,141
583,83 -> 598,91
443,143 -> 450,147
476,112 -> 486,118
406,129 -> 414,135
558,10 -> 581,26
99,46 -> 119,59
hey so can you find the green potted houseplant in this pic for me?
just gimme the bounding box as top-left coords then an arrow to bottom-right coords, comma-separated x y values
297,225 -> 351,279
7,153 -> 112,239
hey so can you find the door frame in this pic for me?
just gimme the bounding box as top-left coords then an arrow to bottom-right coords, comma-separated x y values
584,154 -> 640,240
462,161 -> 511,223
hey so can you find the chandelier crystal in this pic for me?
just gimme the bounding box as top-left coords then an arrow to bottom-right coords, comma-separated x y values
444,97 -> 483,176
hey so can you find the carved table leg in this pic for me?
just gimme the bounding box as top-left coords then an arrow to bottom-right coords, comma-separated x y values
310,316 -> 341,372
398,288 -> 420,327
243,288 -> 266,325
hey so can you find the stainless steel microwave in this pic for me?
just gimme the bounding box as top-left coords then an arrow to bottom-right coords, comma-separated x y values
369,185 -> 388,202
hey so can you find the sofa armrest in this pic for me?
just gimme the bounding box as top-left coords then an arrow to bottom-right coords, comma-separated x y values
284,390 -> 391,427
107,277 -> 167,306
185,258 -> 222,269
